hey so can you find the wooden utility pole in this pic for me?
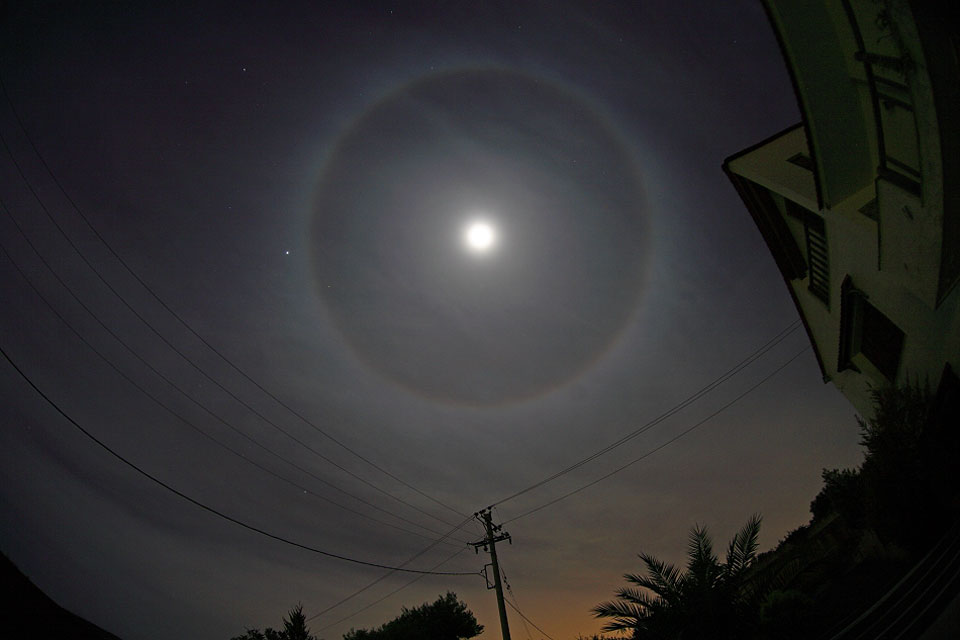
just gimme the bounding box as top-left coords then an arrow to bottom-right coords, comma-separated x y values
471,507 -> 512,640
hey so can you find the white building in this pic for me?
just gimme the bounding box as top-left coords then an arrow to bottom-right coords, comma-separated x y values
724,0 -> 958,417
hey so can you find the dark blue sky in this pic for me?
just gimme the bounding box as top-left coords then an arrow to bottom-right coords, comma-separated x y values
0,2 -> 863,638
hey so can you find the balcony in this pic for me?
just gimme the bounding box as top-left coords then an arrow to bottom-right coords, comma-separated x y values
843,0 -> 923,197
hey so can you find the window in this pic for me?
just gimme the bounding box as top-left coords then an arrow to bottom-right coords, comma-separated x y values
839,277 -> 904,382
805,213 -> 830,304
784,199 -> 830,305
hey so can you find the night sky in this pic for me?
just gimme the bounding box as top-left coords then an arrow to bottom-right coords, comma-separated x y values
1,3 -> 864,639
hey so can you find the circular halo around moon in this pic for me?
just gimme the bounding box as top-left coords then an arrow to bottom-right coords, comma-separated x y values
311,68 -> 649,406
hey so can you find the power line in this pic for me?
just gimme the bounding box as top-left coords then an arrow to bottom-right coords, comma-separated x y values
307,515 -> 477,622
0,74 -> 467,523
316,546 -> 473,630
0,199 -> 468,543
0,341 -> 480,577
491,321 -> 801,508
499,565 -> 533,640
0,230 -> 466,547
498,564 -> 554,640
504,598 -> 555,640
503,345 -> 811,524
0,128 -> 460,531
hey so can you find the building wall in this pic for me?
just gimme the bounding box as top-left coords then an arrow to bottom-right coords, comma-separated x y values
727,0 -> 958,417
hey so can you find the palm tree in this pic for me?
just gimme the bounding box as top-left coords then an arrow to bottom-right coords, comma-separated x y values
593,514 -> 762,639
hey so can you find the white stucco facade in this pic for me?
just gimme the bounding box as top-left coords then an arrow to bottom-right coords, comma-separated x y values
724,0 -> 958,417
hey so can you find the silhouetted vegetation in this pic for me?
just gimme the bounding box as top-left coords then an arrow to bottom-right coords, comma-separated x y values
751,382 -> 959,637
231,604 -> 317,640
593,383 -> 959,639
342,592 -> 482,640
593,515 -> 764,639
828,383 -> 951,551
225,387 -> 958,640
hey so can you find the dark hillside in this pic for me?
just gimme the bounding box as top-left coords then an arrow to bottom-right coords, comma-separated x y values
0,551 -> 122,640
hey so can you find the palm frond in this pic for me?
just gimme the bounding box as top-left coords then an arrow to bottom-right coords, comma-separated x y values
725,513 -> 762,575
624,576 -> 679,605
615,587 -> 662,611
685,524 -> 721,589
592,598 -> 652,634
686,524 -> 716,569
594,515 -> 766,637
592,598 -> 657,637
592,600 -> 648,620
636,553 -> 683,597
596,618 -> 645,634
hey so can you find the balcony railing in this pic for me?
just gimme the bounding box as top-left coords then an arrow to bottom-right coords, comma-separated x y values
843,0 -> 922,197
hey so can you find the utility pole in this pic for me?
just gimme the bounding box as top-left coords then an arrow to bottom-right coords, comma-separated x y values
470,507 -> 512,640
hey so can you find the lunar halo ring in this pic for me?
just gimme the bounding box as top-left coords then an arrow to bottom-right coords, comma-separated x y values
308,66 -> 650,407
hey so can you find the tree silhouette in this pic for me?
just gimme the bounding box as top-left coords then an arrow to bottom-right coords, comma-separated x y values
342,592 -> 482,640
856,383 -> 942,550
231,604 -> 316,640
281,604 -> 315,640
808,383 -> 952,552
593,514 -> 763,639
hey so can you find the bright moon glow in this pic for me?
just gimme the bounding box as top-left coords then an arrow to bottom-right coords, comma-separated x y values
464,221 -> 496,253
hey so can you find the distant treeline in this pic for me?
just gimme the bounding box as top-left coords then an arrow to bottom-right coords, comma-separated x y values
231,592 -> 481,640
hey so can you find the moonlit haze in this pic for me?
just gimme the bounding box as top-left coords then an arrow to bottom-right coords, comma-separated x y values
0,3 -> 867,640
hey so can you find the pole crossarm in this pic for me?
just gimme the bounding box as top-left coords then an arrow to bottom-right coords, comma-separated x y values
470,530 -> 511,550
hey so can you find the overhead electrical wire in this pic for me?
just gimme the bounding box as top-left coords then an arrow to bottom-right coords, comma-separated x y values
307,514 -> 477,622
316,546 -> 473,630
0,74 -> 467,523
0,228 -> 467,547
513,599 -> 535,640
0,124 -> 461,531
504,598 -> 556,640
300,327 -> 804,628
0,342 -> 479,577
490,320 -> 802,509
0,198 -> 468,542
502,345 -> 812,524
0,143 -> 467,541
0,74 -> 819,629
499,564 -> 535,640
298,331 -> 812,624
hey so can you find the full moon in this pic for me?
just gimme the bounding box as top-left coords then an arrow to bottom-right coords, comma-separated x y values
464,220 -> 496,252
311,69 -> 648,405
